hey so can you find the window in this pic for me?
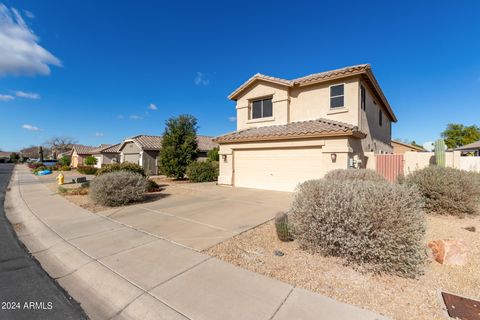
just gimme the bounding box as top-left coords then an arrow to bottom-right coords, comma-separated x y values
379,109 -> 383,126
330,84 -> 344,108
251,98 -> 273,119
360,85 -> 366,110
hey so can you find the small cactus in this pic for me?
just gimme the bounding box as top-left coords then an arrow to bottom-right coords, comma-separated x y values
434,139 -> 446,167
275,212 -> 293,242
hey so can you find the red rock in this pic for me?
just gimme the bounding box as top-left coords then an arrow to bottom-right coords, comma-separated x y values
428,239 -> 467,265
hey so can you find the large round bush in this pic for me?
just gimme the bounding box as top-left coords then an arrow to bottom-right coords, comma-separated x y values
186,161 -> 219,182
290,179 -> 426,277
401,166 -> 480,217
90,171 -> 147,206
323,169 -> 386,182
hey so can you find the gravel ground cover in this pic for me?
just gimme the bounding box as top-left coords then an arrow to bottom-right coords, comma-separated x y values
206,215 -> 480,320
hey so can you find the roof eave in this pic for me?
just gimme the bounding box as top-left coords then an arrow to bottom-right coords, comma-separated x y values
216,130 -> 364,144
228,76 -> 292,101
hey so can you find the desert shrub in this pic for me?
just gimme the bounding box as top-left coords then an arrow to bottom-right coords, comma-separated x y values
290,179 -> 426,277
146,179 -> 160,192
84,155 -> 97,166
401,166 -> 480,217
207,147 -> 219,162
77,165 -> 98,175
96,162 -> 145,177
60,165 -> 71,171
186,161 -> 218,182
324,169 -> 386,182
90,171 -> 147,206
33,166 -> 49,174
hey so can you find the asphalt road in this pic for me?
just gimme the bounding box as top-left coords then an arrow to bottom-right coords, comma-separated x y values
0,164 -> 87,320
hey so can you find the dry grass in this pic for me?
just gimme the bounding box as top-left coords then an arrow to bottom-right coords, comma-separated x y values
206,215 -> 480,320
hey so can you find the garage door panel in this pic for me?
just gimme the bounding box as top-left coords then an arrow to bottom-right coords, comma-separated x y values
234,148 -> 324,192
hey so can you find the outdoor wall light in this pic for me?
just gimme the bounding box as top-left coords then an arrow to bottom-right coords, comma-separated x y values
331,153 -> 337,162
222,154 -> 227,162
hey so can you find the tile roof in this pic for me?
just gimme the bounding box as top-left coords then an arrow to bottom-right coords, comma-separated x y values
100,143 -> 121,153
72,144 -> 98,155
0,151 -> 12,158
292,64 -> 370,85
455,140 -> 480,150
122,135 -> 218,152
215,118 -> 364,143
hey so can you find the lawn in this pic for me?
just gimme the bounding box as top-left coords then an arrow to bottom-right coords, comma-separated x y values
206,214 -> 480,320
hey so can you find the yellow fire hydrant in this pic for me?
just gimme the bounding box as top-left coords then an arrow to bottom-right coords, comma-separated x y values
56,171 -> 65,185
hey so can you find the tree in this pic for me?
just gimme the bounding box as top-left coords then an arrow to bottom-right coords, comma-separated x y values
441,123 -> 480,149
59,155 -> 71,166
10,152 -> 20,163
84,155 -> 98,166
207,147 -> 219,161
159,114 -> 198,179
44,136 -> 77,154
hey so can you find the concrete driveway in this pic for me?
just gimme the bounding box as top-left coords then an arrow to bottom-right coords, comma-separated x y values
103,182 -> 293,250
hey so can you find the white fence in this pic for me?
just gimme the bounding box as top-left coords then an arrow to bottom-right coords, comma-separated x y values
458,156 -> 480,172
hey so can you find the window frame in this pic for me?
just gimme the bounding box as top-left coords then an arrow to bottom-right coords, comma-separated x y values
250,97 -> 273,119
329,83 -> 345,109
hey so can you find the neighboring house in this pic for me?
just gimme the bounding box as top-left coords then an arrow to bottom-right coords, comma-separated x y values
118,135 -> 218,175
0,151 -> 12,161
215,64 -> 397,192
391,140 -> 424,154
92,144 -> 121,168
455,140 -> 480,156
70,144 -> 99,168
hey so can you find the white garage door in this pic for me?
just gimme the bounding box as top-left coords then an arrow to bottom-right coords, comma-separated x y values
234,148 -> 324,192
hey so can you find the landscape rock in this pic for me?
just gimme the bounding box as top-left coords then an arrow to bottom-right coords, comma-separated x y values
428,239 -> 467,265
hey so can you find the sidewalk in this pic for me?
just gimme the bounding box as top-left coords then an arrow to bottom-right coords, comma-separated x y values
6,165 -> 388,320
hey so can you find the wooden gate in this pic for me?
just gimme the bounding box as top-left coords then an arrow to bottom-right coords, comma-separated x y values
375,154 -> 404,182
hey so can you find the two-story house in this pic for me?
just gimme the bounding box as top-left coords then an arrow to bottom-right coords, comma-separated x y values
215,64 -> 397,191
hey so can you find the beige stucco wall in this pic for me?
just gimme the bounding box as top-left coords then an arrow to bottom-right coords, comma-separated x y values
358,80 -> 392,154
218,137 -> 356,188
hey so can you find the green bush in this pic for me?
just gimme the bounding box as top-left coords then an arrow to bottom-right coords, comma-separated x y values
96,162 -> 146,177
84,155 -> 97,166
60,165 -> 71,171
90,171 -> 147,206
275,212 -> 293,242
146,179 -> 160,192
59,156 -> 71,166
323,169 -> 386,182
207,147 -> 219,161
186,161 -> 219,182
290,179 -> 426,278
401,166 -> 480,217
33,166 -> 49,174
77,165 -> 98,175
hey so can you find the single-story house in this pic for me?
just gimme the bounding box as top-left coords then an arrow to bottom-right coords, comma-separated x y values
0,151 -> 12,161
92,144 -> 121,168
70,144 -> 101,168
118,135 -> 218,175
391,140 -> 424,154
215,64 -> 397,192
455,140 -> 480,156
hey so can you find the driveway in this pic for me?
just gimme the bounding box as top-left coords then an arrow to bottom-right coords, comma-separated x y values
103,182 -> 293,250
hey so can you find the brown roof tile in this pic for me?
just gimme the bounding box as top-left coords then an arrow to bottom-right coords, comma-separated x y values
215,118 -> 364,143
122,135 -> 217,152
72,144 -> 98,155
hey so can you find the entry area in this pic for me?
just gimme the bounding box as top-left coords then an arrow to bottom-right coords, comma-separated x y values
233,148 -> 325,192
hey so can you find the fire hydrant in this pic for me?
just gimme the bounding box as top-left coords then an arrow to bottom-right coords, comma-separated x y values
56,172 -> 65,185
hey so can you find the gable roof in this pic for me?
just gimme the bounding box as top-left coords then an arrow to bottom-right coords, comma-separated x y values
91,143 -> 121,154
71,144 -> 98,155
391,140 -> 424,151
119,135 -> 218,152
215,118 -> 365,143
228,64 -> 397,122
455,140 -> 480,151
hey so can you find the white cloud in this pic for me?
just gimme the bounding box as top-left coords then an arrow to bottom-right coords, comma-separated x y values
130,115 -> 143,120
0,5 -> 61,76
228,116 -> 237,122
0,94 -> 14,101
194,72 -> 210,86
95,132 -> 104,137
22,124 -> 40,131
148,103 -> 157,110
116,114 -> 125,119
23,10 -> 34,19
15,90 -> 40,99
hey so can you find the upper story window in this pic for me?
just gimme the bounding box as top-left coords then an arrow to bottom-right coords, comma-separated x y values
379,109 -> 383,126
251,98 -> 273,119
330,84 -> 344,108
360,85 -> 366,111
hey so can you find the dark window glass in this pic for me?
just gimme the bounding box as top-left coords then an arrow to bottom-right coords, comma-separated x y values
330,84 -> 344,97
330,96 -> 344,108
262,98 -> 272,117
361,85 -> 366,110
252,100 -> 262,119
379,110 -> 383,126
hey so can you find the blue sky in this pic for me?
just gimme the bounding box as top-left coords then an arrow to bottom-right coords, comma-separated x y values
0,0 -> 479,151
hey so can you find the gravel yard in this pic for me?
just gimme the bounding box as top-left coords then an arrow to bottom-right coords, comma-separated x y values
206,214 -> 480,320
